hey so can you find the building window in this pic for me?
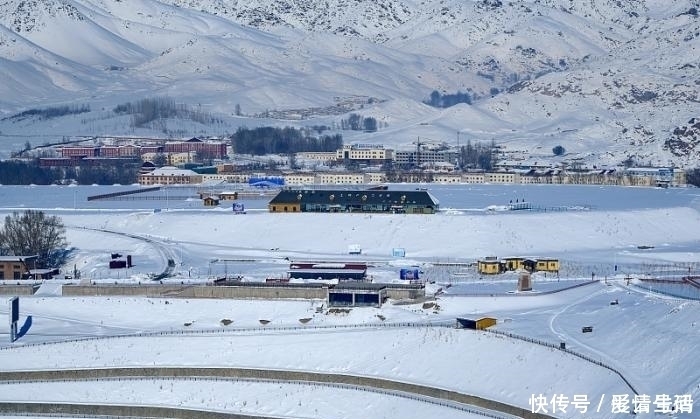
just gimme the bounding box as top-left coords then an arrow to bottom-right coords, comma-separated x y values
13,272 -> 21,280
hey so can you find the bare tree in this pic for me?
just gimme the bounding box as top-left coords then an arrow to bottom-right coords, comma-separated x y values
0,210 -> 68,268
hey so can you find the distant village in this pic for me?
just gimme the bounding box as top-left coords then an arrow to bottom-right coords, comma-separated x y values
30,136 -> 686,188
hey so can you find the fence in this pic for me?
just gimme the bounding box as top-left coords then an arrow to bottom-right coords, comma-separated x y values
483,328 -> 638,396
0,367 -> 553,419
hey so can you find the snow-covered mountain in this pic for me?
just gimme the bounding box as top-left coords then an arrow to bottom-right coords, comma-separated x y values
0,0 -> 698,168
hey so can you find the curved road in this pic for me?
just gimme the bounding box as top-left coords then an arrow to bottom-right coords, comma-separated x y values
0,366 -> 553,419
71,225 -> 178,280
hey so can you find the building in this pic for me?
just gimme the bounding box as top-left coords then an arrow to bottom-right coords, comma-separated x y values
479,256 -> 560,275
268,189 -> 439,214
534,258 -> 560,273
203,196 -> 220,206
336,144 -> 393,163
485,172 -> 520,184
433,174 -> 462,183
164,138 -> 227,159
624,167 -> 680,187
217,192 -> 239,200
288,261 -> 367,280
282,172 -> 386,186
394,148 -> 459,167
200,173 -> 251,183
296,152 -> 338,162
59,147 -> 100,158
328,283 -> 386,307
503,257 -> 525,271
477,258 -> 502,275
284,173 -> 317,186
315,173 -> 368,185
365,172 -> 387,184
456,317 -> 497,330
0,255 -> 37,280
99,145 -> 144,158
39,157 -> 81,167
137,166 -> 203,185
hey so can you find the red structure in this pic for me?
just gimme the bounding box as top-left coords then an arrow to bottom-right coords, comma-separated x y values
288,261 -> 368,280
164,138 -> 227,159
60,147 -> 100,157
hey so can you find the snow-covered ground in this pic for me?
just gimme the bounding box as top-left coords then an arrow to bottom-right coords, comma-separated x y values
0,184 -> 698,419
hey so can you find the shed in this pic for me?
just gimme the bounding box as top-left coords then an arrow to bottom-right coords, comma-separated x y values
219,191 -> 239,200
24,268 -> 59,280
456,317 -> 497,330
203,196 -> 220,206
328,282 -> 386,308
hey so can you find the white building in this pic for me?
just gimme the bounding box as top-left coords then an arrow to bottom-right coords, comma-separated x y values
336,144 -> 393,162
137,166 -> 202,185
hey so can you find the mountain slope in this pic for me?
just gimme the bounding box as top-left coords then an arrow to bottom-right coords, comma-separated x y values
0,0 -> 698,167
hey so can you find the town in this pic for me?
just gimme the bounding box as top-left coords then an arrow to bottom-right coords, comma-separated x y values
18,136 -> 687,188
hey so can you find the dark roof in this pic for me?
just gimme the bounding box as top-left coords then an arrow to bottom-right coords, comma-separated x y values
331,282 -> 387,291
383,283 -> 424,290
269,189 -> 438,207
288,268 -> 366,274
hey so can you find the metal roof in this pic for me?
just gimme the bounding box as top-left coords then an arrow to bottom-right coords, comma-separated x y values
0,255 -> 37,262
331,282 -> 387,291
269,189 -> 439,207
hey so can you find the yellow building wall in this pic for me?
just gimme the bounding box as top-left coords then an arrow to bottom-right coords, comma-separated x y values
536,259 -> 560,272
476,317 -> 497,330
477,261 -> 501,274
503,258 -> 524,271
269,203 -> 301,213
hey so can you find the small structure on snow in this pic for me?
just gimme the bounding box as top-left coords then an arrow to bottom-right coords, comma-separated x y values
456,317 -> 497,330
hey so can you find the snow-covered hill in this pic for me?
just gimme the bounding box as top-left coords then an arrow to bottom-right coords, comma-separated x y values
0,0 -> 698,167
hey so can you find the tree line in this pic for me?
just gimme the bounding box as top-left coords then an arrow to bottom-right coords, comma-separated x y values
458,140 -> 497,170
114,97 -> 222,128
339,113 -> 378,132
231,127 -> 343,155
424,90 -> 473,108
3,104 -> 90,121
0,160 -> 139,185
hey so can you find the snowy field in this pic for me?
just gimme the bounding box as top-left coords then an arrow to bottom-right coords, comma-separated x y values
0,183 -> 699,419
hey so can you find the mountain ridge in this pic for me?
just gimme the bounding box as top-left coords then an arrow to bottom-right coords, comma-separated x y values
0,0 -> 698,168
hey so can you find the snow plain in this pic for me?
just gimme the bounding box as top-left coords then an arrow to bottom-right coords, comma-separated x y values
0,183 -> 698,419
